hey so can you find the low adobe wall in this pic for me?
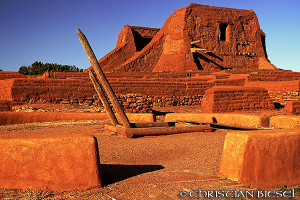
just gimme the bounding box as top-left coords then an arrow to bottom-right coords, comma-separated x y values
0,79 -> 14,101
247,71 -> 300,81
219,128 -> 300,189
165,113 -> 269,128
0,100 -> 14,111
269,91 -> 300,106
269,115 -> 300,128
0,71 -> 27,80
0,134 -> 102,191
201,86 -> 274,113
0,112 -> 154,125
245,80 -> 300,92
285,100 -> 300,115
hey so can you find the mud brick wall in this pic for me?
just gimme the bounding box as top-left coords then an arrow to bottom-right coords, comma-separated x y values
247,70 -> 300,81
0,79 -> 14,101
285,100 -> 300,115
0,72 -> 27,80
8,78 -> 94,103
110,80 -> 214,96
2,78 -> 205,113
245,80 -> 300,92
43,72 -> 89,79
214,78 -> 245,86
201,86 -> 274,113
0,100 -> 15,111
115,94 -> 203,113
268,91 -> 300,106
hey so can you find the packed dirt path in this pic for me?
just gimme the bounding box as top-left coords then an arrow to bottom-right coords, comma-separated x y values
0,121 -> 298,199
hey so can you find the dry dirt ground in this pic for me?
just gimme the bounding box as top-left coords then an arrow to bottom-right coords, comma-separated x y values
0,120 -> 299,200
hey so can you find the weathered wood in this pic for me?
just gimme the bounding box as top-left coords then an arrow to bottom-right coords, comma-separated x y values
77,29 -> 131,128
106,124 -> 212,138
190,48 -> 210,53
130,122 -> 175,128
191,40 -> 201,45
89,70 -> 119,126
125,124 -> 212,137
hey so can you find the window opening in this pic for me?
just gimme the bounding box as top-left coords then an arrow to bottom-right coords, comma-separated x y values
219,23 -> 228,41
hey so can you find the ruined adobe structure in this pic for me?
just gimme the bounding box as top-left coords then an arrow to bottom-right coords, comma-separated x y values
94,3 -> 276,72
0,4 -> 300,113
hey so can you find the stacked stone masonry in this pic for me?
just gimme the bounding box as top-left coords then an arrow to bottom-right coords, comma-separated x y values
201,86 -> 274,113
1,70 -> 300,113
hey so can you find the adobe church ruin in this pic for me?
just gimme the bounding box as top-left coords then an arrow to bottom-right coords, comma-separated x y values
1,3 -> 300,113
96,3 -> 277,72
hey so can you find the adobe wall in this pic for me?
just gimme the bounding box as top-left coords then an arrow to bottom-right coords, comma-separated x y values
0,100 -> 14,111
0,112 -> 154,125
0,79 -> 14,101
285,100 -> 300,115
8,78 -> 95,103
96,25 -> 164,72
220,129 -> 300,189
247,70 -> 300,81
0,134 -> 102,191
245,80 -> 300,92
94,3 -> 276,73
2,78 -> 206,113
269,91 -> 300,106
185,4 -> 272,70
0,71 -> 27,80
201,86 -> 274,113
2,70 -> 300,113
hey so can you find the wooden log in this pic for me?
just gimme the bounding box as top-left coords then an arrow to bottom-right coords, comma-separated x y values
89,70 -> 119,126
105,124 -> 212,138
130,122 -> 175,128
77,29 -> 131,128
191,40 -> 201,45
125,124 -> 212,138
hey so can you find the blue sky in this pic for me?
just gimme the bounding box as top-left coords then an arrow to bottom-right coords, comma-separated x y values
0,0 -> 299,72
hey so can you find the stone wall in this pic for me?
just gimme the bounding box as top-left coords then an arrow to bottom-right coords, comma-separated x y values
201,86 -> 274,113
268,91 -> 300,106
285,100 -> 300,115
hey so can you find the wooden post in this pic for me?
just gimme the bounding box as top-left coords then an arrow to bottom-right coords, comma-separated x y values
77,29 -> 131,128
89,70 -> 119,126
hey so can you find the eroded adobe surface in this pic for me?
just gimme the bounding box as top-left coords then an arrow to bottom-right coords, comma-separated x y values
0,134 -> 102,191
92,3 -> 276,73
220,129 -> 300,189
1,69 -> 300,113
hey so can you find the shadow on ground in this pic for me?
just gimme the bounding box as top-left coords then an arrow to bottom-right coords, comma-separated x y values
101,164 -> 164,186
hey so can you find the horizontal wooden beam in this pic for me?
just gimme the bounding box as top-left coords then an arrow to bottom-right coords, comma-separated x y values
105,124 -> 212,138
190,48 -> 211,53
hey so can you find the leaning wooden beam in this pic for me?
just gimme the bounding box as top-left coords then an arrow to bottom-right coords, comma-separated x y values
89,70 -> 119,126
77,29 -> 131,128
191,40 -> 201,45
107,124 -> 212,138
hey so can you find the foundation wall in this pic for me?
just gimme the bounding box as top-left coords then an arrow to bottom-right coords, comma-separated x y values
245,80 -> 300,92
201,86 -> 274,113
0,112 -> 154,125
0,71 -> 27,80
269,115 -> 300,128
285,100 -> 300,115
165,113 -> 269,128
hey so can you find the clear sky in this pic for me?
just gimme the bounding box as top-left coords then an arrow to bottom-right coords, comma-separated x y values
0,0 -> 299,72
